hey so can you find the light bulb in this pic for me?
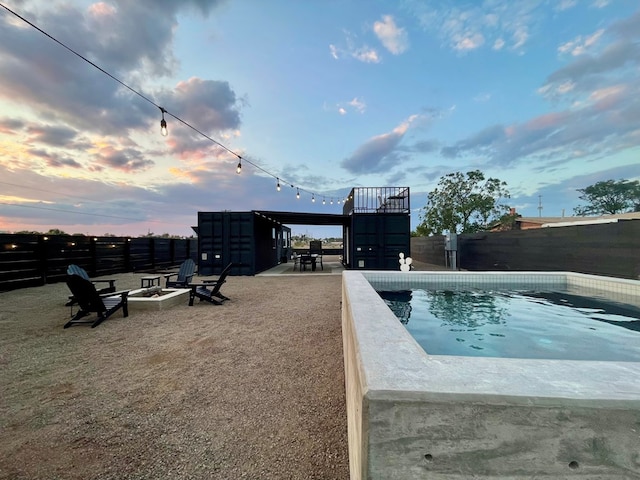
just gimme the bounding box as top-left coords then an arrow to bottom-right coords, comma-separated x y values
296,188 -> 300,199
236,161 -> 242,174
312,195 -> 315,203
276,179 -> 281,191
159,107 -> 168,136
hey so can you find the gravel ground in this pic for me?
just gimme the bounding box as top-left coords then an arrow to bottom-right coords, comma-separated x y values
0,271 -> 349,479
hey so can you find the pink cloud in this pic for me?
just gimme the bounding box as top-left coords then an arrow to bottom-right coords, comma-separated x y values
524,111 -> 568,131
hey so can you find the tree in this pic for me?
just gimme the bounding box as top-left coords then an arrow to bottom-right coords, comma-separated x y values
45,228 -> 69,235
492,211 -> 521,232
417,170 -> 510,235
573,179 -> 640,216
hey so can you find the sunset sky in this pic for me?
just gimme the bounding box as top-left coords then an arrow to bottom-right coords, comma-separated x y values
1,0 -> 639,238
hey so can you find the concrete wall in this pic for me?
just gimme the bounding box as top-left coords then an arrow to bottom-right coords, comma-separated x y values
341,276 -> 367,480
365,398 -> 640,479
342,270 -> 640,479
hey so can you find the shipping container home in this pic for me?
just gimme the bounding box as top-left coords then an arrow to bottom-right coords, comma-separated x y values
196,211 -> 344,275
197,187 -> 411,275
342,187 -> 411,270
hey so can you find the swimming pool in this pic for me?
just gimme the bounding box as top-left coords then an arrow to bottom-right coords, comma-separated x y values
342,271 -> 640,480
378,288 -> 640,361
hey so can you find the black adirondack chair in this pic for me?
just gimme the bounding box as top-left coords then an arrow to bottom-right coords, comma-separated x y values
188,262 -> 233,306
65,264 -> 117,306
164,259 -> 196,288
64,274 -> 130,328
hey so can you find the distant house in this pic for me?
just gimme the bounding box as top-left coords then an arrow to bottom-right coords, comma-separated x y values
495,210 -> 640,231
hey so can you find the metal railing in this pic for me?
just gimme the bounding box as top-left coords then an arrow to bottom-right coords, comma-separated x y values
342,187 -> 410,215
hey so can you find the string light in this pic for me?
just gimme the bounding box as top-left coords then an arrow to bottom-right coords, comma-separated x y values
159,107 -> 168,136
312,194 -> 315,203
322,197 -> 326,205
0,3 -> 352,208
276,178 -> 281,191
296,188 -> 300,200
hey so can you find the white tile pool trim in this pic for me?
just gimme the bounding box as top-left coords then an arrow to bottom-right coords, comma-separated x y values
342,270 -> 640,479
364,269 -> 640,294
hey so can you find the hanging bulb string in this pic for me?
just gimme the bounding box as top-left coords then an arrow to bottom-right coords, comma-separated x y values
163,108 -> 324,198
0,2 -> 346,204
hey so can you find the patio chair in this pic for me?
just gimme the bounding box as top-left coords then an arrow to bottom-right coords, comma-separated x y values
65,264 -> 117,306
64,274 -> 130,328
188,262 -> 233,306
164,258 -> 196,288
309,240 -> 323,270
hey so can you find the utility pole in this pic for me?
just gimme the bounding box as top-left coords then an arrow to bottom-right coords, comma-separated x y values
538,195 -> 543,217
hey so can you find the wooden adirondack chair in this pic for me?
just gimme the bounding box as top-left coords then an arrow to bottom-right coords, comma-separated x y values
64,274 -> 129,328
164,259 -> 196,288
65,264 -> 117,306
188,262 -> 233,306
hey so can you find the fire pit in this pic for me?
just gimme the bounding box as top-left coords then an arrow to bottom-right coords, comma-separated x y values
127,286 -> 190,312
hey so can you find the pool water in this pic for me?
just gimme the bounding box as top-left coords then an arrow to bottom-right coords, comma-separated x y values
378,289 -> 640,361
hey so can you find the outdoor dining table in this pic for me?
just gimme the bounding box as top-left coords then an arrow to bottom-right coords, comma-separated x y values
299,254 -> 318,271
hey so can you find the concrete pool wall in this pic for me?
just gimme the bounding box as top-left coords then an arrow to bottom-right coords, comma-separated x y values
341,271 -> 640,480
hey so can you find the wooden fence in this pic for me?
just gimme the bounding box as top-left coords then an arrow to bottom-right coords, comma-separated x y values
0,234 -> 198,291
410,235 -> 447,267
410,219 -> 640,280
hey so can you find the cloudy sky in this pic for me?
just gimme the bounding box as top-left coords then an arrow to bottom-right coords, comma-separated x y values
1,0 -> 639,237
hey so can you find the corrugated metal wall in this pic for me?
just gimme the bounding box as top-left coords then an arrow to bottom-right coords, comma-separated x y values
198,212 -> 255,276
350,213 -> 411,270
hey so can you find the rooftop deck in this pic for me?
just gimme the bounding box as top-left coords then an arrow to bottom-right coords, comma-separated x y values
342,186 -> 410,215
